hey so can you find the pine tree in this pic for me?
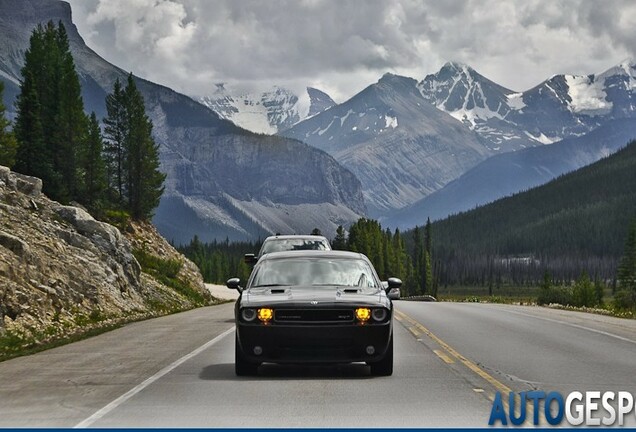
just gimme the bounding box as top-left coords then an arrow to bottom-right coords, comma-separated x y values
14,27 -> 53,186
103,78 -> 127,205
53,22 -> 88,201
122,73 -> 165,220
618,220 -> 636,293
412,226 -> 422,294
81,112 -> 107,214
423,218 -> 433,294
0,82 -> 17,167
14,21 -> 88,202
332,225 -> 347,250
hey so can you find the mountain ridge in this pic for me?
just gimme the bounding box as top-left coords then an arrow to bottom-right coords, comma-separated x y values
387,117 -> 636,228
281,72 -> 492,215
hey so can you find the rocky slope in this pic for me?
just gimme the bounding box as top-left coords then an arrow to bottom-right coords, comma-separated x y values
0,165 -> 213,360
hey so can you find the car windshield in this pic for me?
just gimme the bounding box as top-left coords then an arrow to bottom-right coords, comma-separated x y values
260,239 -> 330,256
251,258 -> 379,288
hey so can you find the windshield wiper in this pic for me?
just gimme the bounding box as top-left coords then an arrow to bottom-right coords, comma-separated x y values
253,284 -> 287,287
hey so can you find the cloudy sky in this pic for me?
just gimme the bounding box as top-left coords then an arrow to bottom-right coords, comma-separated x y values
66,0 -> 636,102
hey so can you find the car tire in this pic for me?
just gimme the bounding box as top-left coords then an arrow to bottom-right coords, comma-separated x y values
369,334 -> 393,376
235,334 -> 259,376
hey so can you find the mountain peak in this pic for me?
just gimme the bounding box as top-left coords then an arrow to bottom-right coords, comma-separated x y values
377,72 -> 417,87
598,58 -> 636,80
441,61 -> 472,72
307,87 -> 336,117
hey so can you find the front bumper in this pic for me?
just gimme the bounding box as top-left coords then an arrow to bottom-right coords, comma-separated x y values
237,321 -> 392,364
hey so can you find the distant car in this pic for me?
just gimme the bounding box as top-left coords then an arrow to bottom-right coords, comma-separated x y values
244,234 -> 331,264
227,250 -> 402,376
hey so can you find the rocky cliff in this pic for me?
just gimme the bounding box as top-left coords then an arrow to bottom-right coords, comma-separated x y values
0,165 -> 213,360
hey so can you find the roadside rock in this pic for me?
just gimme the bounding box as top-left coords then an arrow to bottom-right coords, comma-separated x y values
0,165 -> 213,359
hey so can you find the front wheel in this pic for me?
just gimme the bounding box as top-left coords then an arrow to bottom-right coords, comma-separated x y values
369,334 -> 393,376
235,333 -> 259,376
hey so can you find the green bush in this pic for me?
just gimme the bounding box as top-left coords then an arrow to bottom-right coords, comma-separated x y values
133,248 -> 182,279
133,248 -> 206,305
572,273 -> 598,307
103,209 -> 131,231
537,285 -> 573,306
613,290 -> 636,310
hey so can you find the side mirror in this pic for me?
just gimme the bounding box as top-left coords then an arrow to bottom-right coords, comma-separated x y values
244,254 -> 257,265
226,277 -> 242,292
387,277 -> 402,292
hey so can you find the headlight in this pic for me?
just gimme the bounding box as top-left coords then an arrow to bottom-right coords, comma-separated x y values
355,307 -> 371,323
257,308 -> 273,323
241,308 -> 256,322
372,308 -> 387,322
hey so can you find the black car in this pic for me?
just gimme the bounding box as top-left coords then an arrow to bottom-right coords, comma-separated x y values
244,234 -> 331,264
227,250 -> 401,376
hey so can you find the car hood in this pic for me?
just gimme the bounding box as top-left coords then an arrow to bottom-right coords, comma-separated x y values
240,286 -> 389,308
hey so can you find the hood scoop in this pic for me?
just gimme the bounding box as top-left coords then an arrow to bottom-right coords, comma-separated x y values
270,288 -> 287,294
343,288 -> 361,294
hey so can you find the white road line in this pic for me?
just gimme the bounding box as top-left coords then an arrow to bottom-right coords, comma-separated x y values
74,326 -> 235,428
492,307 -> 636,346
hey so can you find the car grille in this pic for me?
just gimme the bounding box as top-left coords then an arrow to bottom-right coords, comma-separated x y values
274,308 -> 354,324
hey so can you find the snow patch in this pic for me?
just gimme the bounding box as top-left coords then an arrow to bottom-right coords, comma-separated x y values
524,131 -> 558,145
318,118 -> 336,136
565,75 -> 612,116
340,109 -> 355,126
506,92 -> 526,110
385,115 -> 398,129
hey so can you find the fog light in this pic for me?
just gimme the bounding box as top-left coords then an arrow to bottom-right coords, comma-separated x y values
372,308 -> 387,322
355,307 -> 371,322
258,308 -> 273,323
366,345 -> 375,355
241,308 -> 256,322
253,346 -> 263,356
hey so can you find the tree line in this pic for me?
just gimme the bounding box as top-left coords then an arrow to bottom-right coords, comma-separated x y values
0,21 -> 163,220
179,219 -> 437,297
408,140 -> 636,296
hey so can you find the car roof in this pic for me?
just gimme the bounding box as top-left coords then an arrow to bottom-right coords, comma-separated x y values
263,235 -> 329,241
258,250 -> 367,261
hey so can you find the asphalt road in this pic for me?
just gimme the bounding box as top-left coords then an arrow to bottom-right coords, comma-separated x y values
1,301 -> 635,427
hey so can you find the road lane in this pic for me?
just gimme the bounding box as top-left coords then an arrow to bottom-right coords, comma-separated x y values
86,319 -> 491,427
0,303 -> 236,427
395,302 -> 636,397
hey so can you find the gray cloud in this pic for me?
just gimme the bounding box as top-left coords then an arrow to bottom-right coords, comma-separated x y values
66,0 -> 636,100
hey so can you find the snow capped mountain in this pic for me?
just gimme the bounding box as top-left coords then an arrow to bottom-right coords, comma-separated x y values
199,85 -> 336,134
419,62 -> 539,151
420,60 -> 636,152
282,72 -> 491,215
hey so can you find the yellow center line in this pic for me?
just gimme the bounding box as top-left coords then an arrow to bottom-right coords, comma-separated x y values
408,326 -> 422,337
395,309 -> 512,414
434,349 -> 455,364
